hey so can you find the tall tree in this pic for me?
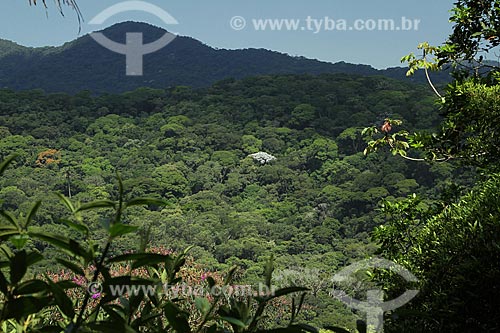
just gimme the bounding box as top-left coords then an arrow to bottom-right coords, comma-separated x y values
366,1 -> 500,331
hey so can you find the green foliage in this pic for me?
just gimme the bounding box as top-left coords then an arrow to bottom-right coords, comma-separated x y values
0,156 -> 316,332
438,0 -> 500,64
364,2 -> 500,331
0,73 -> 458,331
375,176 -> 500,332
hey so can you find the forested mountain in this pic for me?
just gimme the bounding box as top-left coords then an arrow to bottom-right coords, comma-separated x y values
4,0 -> 500,331
0,73 -> 471,329
0,21 -> 451,94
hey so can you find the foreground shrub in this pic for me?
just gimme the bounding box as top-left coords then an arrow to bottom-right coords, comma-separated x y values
0,155 -> 315,333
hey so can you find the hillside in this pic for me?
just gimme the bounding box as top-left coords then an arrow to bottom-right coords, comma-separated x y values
0,21 -> 451,94
0,73 -> 473,329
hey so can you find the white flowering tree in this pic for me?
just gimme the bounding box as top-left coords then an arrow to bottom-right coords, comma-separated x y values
248,151 -> 277,165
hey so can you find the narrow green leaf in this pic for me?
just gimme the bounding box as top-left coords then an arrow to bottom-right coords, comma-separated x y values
0,244 -> 13,258
324,326 -> 351,333
295,323 -> 319,332
220,316 -> 246,328
109,223 -> 138,238
0,211 -> 18,229
125,197 -> 168,208
29,232 -> 90,260
56,280 -> 80,290
55,192 -> 75,213
224,265 -> 238,285
264,287 -> 309,302
9,234 -> 29,249
264,254 -> 274,288
13,280 -> 48,295
109,252 -> 170,270
60,218 -> 89,235
75,200 -> 116,212
56,258 -> 84,276
24,201 -> 41,229
102,304 -> 126,322
0,155 -> 17,176
47,278 -> 75,319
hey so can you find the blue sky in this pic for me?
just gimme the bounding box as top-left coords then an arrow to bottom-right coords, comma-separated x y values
1,0 -> 454,68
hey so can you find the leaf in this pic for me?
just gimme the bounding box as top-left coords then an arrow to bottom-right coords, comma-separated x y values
290,292 -> 307,324
109,223 -> 139,238
56,258 -> 84,276
220,316 -> 246,328
125,197 -> 168,208
29,232 -> 90,260
205,276 -> 216,289
195,297 -> 211,315
10,250 -> 27,284
294,324 -> 319,332
26,251 -> 43,266
56,279 -> 80,290
264,254 -> 274,288
0,155 -> 17,176
0,244 -> 13,258
109,252 -> 170,270
163,302 -> 191,333
60,218 -> 89,235
9,234 -> 29,249
56,192 -> 75,212
0,226 -> 17,232
75,200 -> 116,212
356,320 -> 367,333
323,327 -> 351,333
13,280 -> 49,295
47,278 -> 75,319
102,304 -> 126,322
0,270 -> 8,294
224,265 -> 237,285
3,296 -> 51,320
0,211 -> 18,229
24,201 -> 41,229
263,287 -> 309,302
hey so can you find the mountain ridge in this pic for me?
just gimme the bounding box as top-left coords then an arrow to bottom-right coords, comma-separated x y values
0,21 -> 450,93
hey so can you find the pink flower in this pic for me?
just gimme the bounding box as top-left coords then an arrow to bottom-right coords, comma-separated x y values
201,273 -> 208,281
73,276 -> 86,286
91,292 -> 101,299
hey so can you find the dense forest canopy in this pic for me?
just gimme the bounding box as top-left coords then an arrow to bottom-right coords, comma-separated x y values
1,0 -> 500,332
0,73 -> 472,331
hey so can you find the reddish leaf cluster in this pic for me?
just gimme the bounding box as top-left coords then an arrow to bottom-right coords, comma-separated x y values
35,149 -> 61,167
